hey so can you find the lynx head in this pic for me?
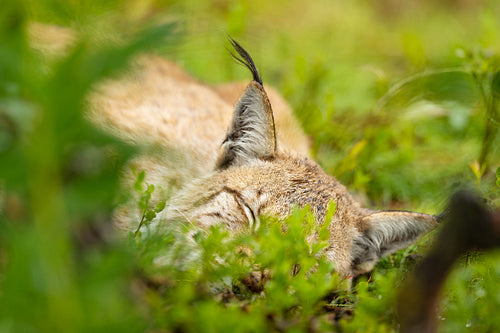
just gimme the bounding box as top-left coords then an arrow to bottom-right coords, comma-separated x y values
161,38 -> 438,277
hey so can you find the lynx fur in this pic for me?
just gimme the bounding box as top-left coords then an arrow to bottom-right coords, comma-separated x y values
33,24 -> 438,277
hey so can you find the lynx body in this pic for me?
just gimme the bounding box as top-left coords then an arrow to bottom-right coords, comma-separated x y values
90,40 -> 438,277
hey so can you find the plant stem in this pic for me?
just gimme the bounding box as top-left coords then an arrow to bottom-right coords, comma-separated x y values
134,206 -> 148,236
373,67 -> 467,114
475,73 -> 499,169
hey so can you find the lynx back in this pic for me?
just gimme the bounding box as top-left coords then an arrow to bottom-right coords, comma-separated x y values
151,39 -> 439,277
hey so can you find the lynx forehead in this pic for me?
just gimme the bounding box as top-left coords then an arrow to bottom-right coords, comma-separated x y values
93,38 -> 439,277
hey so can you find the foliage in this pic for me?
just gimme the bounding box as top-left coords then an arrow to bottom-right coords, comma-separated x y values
133,168 -> 167,236
0,1 -> 176,331
439,252 -> 500,332
131,201 -> 341,332
497,166 -> 500,187
1,1 -> 499,333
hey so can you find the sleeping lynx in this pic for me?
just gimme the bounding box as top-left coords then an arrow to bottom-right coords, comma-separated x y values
90,38 -> 439,278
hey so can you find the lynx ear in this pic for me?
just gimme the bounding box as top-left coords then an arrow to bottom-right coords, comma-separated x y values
216,82 -> 277,169
215,39 -> 277,169
351,211 -> 438,275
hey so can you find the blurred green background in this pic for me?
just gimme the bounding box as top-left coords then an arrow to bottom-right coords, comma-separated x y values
0,0 -> 499,332
166,0 -> 500,211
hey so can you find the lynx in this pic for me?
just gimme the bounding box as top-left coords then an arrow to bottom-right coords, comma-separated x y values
89,38 -> 439,278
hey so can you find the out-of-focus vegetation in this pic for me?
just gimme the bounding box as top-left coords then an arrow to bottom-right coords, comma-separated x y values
0,0 -> 499,332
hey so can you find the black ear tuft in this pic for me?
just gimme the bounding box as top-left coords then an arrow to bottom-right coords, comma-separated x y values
228,37 -> 263,85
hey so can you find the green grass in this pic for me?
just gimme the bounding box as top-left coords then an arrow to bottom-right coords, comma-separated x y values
0,0 -> 499,332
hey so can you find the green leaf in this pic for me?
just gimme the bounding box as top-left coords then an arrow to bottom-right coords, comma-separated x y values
144,210 -> 156,222
154,200 -> 166,213
496,166 -> 500,187
492,71 -> 500,98
134,170 -> 146,191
